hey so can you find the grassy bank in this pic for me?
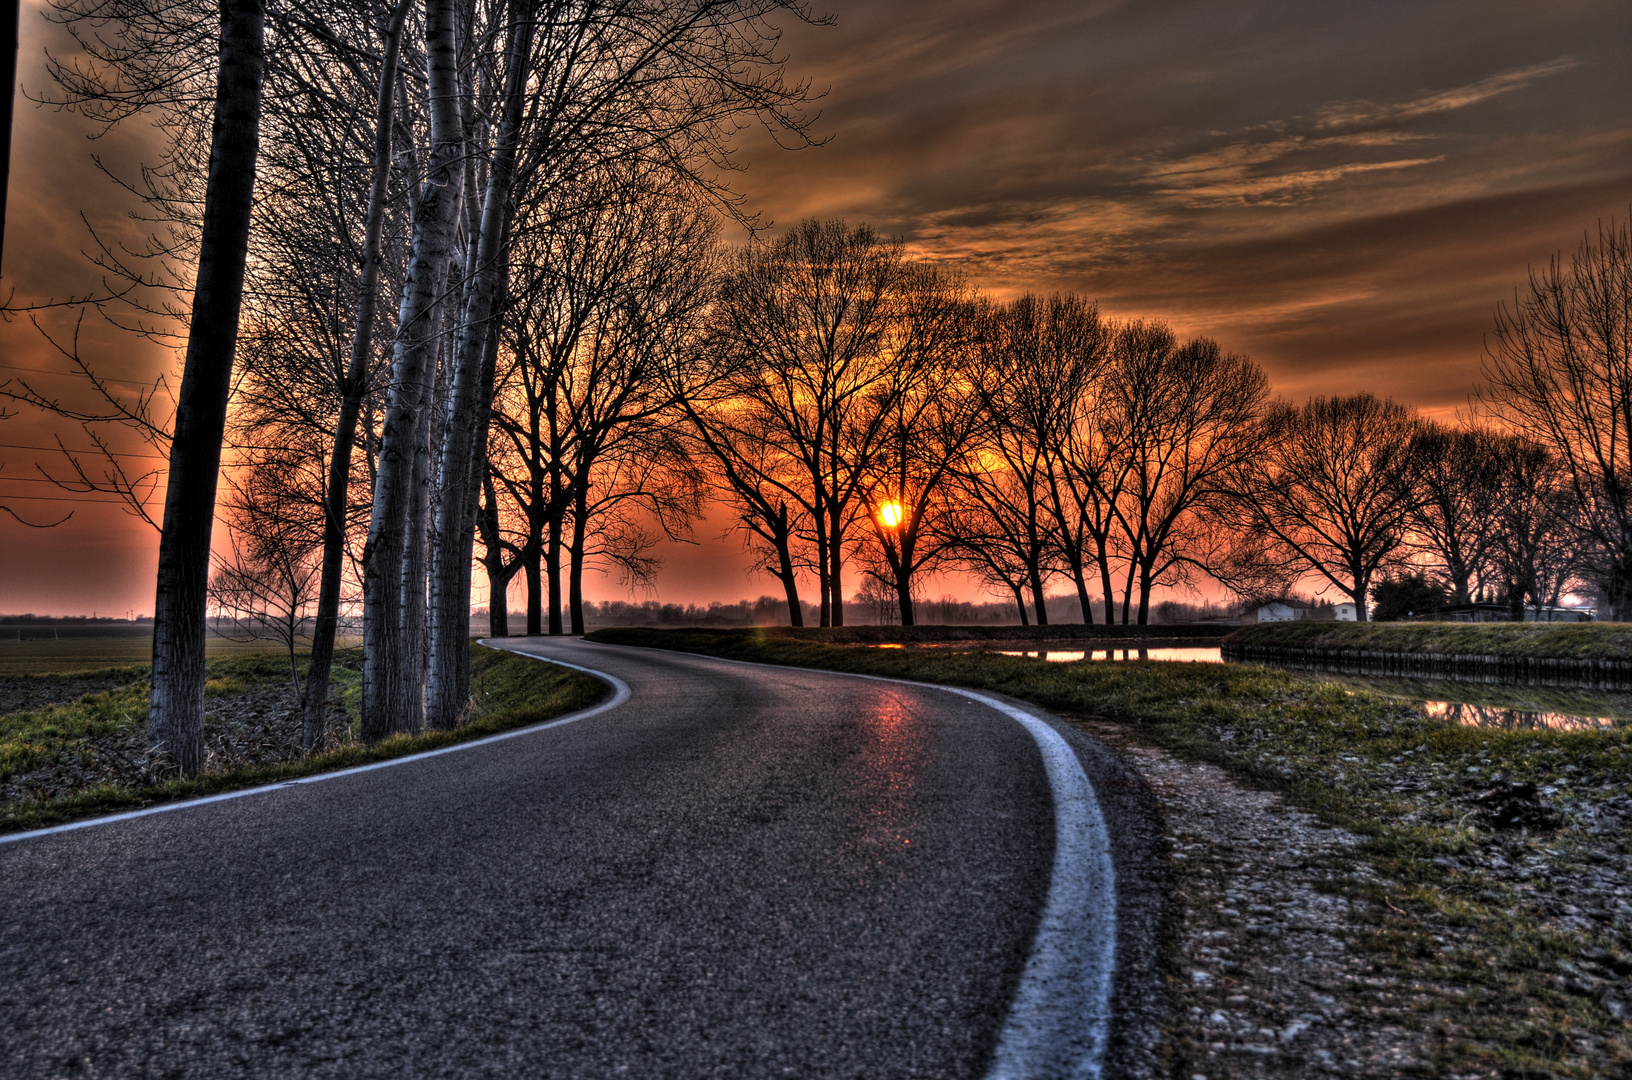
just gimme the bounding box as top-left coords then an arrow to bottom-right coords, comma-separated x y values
0,643 -> 605,833
587,626 -> 1632,1077
1224,620 -> 1632,659
739,623 -> 1227,645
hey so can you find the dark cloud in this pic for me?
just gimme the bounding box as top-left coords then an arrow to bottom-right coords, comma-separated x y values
3,0 -> 1629,609
733,0 -> 1631,418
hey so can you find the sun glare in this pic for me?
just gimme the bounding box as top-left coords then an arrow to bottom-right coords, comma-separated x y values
877,501 -> 905,528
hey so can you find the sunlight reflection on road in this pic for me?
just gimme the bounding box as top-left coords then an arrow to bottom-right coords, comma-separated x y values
859,693 -> 925,852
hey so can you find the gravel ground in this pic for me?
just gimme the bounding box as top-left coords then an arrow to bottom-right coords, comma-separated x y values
1072,716 -> 1632,1080
0,675 -> 135,716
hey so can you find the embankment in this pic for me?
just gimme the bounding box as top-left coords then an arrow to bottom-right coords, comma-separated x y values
1222,621 -> 1632,689
748,623 -> 1229,645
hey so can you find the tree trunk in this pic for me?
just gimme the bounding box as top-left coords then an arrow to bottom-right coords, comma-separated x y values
1070,559 -> 1094,625
547,512 -> 564,634
398,330 -> 440,732
828,507 -> 845,627
896,575 -> 915,627
0,0 -> 18,271
360,0 -> 464,742
569,487 -> 587,634
777,554 -> 803,626
425,9 -> 531,730
146,0 -> 265,776
477,471 -> 512,637
1028,560 -> 1048,626
302,0 -> 409,750
1097,543 -> 1117,626
524,537 -> 542,635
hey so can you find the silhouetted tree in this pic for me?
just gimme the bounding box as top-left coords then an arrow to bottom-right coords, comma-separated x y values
1228,394 -> 1420,622
1405,421 -> 1501,605
1479,215 -> 1632,618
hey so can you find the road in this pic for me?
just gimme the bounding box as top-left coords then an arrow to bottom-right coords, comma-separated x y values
0,637 -> 1165,1078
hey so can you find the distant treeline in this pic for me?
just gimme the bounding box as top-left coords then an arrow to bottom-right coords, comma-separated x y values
489,594 -> 1245,629
0,615 -> 148,625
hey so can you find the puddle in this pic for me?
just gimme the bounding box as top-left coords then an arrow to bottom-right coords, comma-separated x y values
994,646 -> 1223,664
1418,699 -> 1619,731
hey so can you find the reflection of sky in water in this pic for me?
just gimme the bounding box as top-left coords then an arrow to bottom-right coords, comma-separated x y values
1419,699 -> 1619,732
995,647 -> 1223,664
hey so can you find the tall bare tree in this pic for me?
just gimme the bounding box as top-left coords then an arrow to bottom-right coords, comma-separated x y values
1106,329 -> 1267,624
706,219 -> 909,626
1479,215 -> 1632,618
1228,394 -> 1420,621
1486,435 -> 1581,618
858,270 -> 978,625
1405,420 -> 1501,606
146,0 -> 266,774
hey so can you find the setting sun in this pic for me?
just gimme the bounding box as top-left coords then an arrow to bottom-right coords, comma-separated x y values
877,501 -> 905,528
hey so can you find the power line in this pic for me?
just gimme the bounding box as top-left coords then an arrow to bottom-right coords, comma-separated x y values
0,363 -> 160,388
0,474 -> 158,484
0,441 -> 170,461
0,492 -> 142,504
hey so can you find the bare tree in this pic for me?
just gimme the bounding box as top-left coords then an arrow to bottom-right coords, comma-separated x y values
360,0 -> 463,741
853,266 -> 976,626
1479,215 -> 1632,618
1106,328 -> 1267,624
1405,420 -> 1501,605
954,296 -> 1095,625
37,0 -> 273,775
209,463 -> 321,702
706,219 -> 912,626
1228,394 -> 1420,621
1486,435 -> 1582,618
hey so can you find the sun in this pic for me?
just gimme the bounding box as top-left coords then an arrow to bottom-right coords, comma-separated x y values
877,500 -> 905,528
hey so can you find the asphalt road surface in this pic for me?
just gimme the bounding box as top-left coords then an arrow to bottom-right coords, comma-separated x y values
0,637 -> 1165,1079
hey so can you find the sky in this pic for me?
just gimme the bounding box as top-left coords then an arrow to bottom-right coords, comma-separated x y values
1,0 -> 1629,616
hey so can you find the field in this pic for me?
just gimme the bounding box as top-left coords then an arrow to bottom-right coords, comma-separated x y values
588,626 -> 1632,1078
0,630 -> 362,676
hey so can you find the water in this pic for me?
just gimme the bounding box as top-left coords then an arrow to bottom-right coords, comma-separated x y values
994,646 -> 1223,664
1417,699 -> 1618,731
873,640 -> 1628,729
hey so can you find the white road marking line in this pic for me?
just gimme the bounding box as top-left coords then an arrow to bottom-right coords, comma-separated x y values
0,654 -> 629,846
554,640 -> 1119,1080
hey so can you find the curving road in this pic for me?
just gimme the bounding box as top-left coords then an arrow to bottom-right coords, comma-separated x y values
0,637 -> 1165,1079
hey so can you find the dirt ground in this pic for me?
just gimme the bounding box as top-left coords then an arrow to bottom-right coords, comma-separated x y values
1073,716 -> 1632,1080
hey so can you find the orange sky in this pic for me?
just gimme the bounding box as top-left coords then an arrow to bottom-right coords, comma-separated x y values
2,0 -> 1629,616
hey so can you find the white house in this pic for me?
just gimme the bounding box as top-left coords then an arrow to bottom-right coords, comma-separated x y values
1254,599 -> 1359,623
1254,600 -> 1315,623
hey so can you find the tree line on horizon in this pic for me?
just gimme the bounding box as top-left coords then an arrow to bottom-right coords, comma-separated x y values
1,0 -> 1627,774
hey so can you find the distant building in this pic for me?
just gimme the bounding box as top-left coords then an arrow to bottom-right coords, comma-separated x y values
1253,599 -> 1360,623
1412,603 -> 1595,623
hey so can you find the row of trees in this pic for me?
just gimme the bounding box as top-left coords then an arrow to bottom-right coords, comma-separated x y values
7,0 -> 1627,773
12,0 -> 825,770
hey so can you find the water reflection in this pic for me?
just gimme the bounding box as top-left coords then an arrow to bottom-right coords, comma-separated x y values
1419,699 -> 1617,732
994,646 -> 1223,664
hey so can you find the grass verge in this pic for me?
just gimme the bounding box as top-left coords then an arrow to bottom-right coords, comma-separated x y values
587,626 -> 1632,1077
0,643 -> 605,834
